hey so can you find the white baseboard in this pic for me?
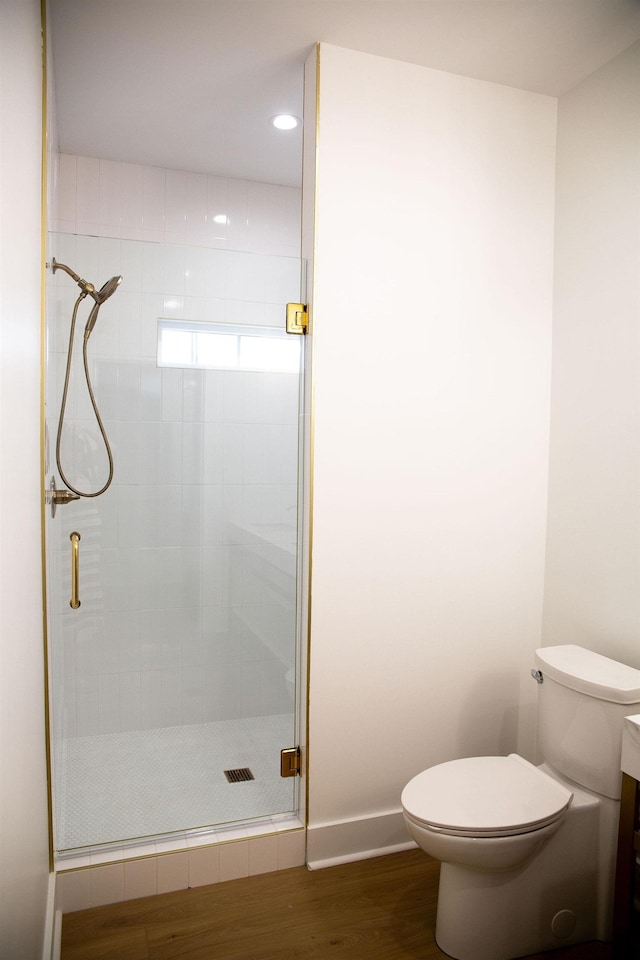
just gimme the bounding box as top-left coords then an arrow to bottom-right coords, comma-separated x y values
51,912 -> 62,960
42,874 -> 62,960
306,808 -> 417,869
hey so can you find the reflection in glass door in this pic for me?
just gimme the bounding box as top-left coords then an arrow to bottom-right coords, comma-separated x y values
45,233 -> 303,854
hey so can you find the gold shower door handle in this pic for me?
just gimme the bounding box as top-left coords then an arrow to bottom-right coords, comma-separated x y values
70,532 -> 81,609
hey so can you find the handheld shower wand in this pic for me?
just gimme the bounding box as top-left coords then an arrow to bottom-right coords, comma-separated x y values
50,259 -> 123,503
84,275 -> 123,338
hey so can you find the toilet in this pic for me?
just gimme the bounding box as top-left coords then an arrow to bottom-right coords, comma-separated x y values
401,645 -> 640,960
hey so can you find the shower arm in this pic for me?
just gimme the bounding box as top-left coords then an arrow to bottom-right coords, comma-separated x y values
51,258 -> 96,300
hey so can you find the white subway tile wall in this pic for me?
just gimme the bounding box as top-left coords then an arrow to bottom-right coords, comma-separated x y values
47,155 -> 302,750
53,154 -> 301,258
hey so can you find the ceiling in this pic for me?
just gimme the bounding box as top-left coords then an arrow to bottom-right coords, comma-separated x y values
49,0 -> 640,188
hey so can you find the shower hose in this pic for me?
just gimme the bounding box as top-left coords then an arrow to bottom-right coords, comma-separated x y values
56,292 -> 114,498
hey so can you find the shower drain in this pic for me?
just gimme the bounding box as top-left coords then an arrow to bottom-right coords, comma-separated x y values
224,767 -> 255,783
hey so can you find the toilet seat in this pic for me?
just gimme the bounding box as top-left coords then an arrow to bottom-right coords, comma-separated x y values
401,753 -> 573,838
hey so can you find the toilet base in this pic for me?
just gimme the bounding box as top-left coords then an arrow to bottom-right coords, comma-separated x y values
434,780 -> 604,960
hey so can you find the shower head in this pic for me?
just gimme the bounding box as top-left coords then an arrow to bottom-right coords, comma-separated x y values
52,259 -> 121,302
84,275 -> 122,338
52,258 -> 123,337
93,275 -> 122,306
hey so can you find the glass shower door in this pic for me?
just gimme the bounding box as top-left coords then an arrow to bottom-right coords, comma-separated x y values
45,232 -> 303,853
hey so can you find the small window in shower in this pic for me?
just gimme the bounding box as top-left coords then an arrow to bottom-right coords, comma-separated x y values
157,319 -> 301,373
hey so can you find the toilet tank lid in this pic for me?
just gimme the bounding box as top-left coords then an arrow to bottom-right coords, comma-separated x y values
535,645 -> 640,704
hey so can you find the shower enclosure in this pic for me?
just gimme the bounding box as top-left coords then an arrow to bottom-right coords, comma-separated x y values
45,230 -> 304,855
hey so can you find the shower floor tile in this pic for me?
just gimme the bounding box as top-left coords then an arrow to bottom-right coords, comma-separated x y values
56,714 -> 295,852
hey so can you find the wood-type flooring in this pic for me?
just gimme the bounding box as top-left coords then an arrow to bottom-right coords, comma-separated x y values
61,848 -> 623,960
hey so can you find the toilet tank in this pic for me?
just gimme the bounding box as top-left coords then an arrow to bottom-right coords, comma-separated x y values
534,645 -> 640,799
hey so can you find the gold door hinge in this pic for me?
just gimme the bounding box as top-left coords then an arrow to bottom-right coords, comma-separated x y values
280,746 -> 301,778
286,303 -> 308,335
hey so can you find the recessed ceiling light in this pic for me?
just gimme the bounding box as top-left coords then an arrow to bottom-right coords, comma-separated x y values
213,214 -> 228,224
270,114 -> 300,131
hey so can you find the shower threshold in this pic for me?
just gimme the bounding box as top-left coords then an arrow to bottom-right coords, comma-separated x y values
54,812 -> 304,873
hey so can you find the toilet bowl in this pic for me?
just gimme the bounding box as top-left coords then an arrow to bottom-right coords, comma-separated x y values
402,754 -> 600,960
401,754 -> 572,872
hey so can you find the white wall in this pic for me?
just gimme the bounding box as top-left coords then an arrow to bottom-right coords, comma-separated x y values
305,44 -> 557,863
543,41 -> 640,668
0,1 -> 51,956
